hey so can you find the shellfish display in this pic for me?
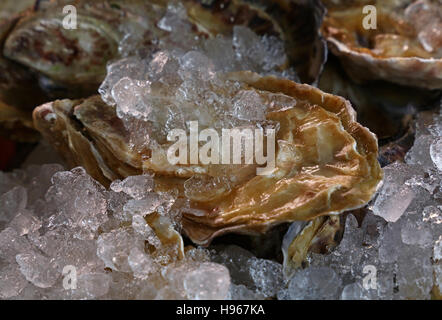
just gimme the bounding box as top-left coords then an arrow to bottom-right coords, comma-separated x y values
0,0 -> 441,301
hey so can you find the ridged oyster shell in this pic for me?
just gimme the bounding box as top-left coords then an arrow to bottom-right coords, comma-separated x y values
321,0 -> 442,89
33,71 -> 382,245
3,0 -> 326,90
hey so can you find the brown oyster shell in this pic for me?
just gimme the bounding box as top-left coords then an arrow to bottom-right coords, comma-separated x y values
3,0 -> 123,92
4,0 -> 326,90
321,0 -> 442,89
33,71 -> 382,245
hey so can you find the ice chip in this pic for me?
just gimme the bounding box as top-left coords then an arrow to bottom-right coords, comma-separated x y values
110,174 -> 154,200
96,228 -> 144,272
112,77 -> 152,120
233,90 -> 267,121
128,247 -> 156,279
288,267 -> 342,300
370,162 -> 417,222
248,257 -> 284,298
0,186 -> 27,223
401,213 -> 433,248
16,252 -> 59,288
183,262 -> 231,300
0,227 -> 32,263
7,210 -> 41,236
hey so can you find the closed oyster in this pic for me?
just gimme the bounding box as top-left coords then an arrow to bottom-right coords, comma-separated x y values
0,0 -> 35,34
4,0 -> 326,91
33,71 -> 382,245
318,56 -> 442,166
3,0 -> 124,92
321,0 -> 442,89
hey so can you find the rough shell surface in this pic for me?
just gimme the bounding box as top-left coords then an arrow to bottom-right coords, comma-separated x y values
321,0 -> 442,89
33,71 -> 382,245
3,0 -> 326,89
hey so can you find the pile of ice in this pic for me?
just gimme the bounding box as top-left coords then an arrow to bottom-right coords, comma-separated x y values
0,165 -> 222,299
0,162 -> 288,300
118,1 -> 295,78
97,1 -> 296,152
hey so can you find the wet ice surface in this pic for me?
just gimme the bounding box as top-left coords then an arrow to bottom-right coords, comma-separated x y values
98,0 -> 296,153
0,165 -> 235,300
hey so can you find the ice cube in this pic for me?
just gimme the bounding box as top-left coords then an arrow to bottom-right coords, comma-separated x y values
128,247 -> 156,279
16,252 -> 59,288
99,57 -> 149,106
45,167 -> 108,239
341,282 -> 378,300
0,227 -> 32,263
96,228 -> 144,272
287,267 -> 342,300
405,134 -> 436,170
0,186 -> 27,223
370,162 -> 417,222
247,257 -> 284,298
0,263 -> 28,299
233,90 -> 267,121
7,210 -> 41,236
430,137 -> 442,172
123,196 -> 162,217
112,77 -> 152,120
73,273 -> 111,299
131,215 -> 162,248
110,174 -> 154,200
401,212 -> 433,248
183,262 -> 231,300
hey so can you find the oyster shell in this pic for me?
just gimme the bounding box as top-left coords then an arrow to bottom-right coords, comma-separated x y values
282,215 -> 342,278
3,0 -> 123,92
318,56 -> 442,166
33,71 -> 382,245
3,0 -> 326,90
321,0 -> 442,89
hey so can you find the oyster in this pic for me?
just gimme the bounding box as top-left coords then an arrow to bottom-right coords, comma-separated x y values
318,56 -> 442,166
282,215 -> 342,278
3,0 -> 326,91
3,0 -> 124,93
321,0 -> 442,89
33,71 -> 382,245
